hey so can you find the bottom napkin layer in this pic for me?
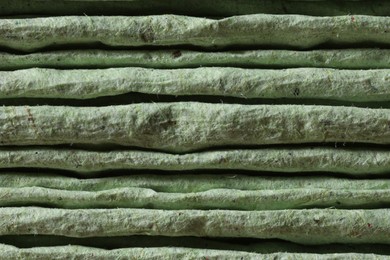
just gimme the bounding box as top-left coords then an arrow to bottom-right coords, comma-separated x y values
2,235 -> 390,255
1,244 -> 389,260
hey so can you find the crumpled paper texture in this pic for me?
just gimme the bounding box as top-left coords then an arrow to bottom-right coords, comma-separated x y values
1,67 -> 389,102
1,244 -> 387,260
0,147 -> 389,174
0,103 -> 388,151
1,15 -> 389,51
0,3 -> 389,259
1,49 -> 390,70
0,207 -> 390,245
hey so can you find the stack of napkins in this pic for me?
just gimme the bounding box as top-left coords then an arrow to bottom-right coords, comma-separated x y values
0,1 -> 389,259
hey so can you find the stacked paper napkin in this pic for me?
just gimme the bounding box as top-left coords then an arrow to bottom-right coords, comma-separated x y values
0,1 -> 389,259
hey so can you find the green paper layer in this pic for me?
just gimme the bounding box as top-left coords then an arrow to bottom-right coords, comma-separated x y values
1,67 -> 389,102
2,174 -> 390,192
1,244 -> 388,260
1,15 -> 389,52
0,103 -> 388,151
1,186 -> 390,210
2,49 -> 390,70
1,147 -> 389,174
1,207 -> 390,244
